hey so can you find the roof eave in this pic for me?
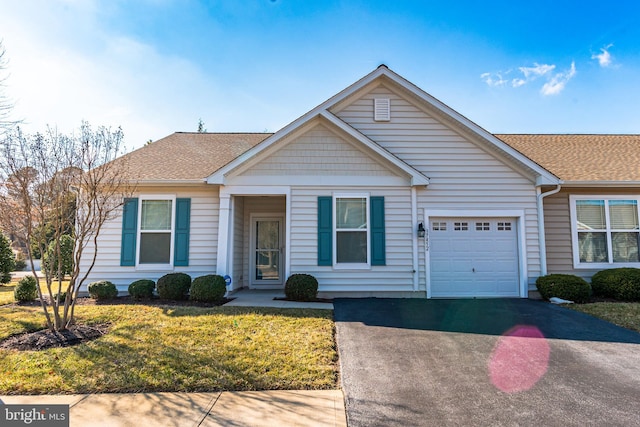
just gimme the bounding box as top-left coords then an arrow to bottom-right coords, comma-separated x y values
131,179 -> 208,186
560,180 -> 640,187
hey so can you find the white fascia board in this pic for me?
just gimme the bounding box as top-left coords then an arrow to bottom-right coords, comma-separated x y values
561,180 -> 640,187
132,179 -> 207,185
536,176 -> 563,186
320,111 -> 430,186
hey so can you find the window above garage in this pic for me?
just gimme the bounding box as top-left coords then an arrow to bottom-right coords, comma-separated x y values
570,196 -> 640,268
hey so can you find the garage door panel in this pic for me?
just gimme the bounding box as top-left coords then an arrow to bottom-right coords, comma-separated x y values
430,217 -> 519,298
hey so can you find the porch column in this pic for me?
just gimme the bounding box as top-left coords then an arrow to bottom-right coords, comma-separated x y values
216,193 -> 231,276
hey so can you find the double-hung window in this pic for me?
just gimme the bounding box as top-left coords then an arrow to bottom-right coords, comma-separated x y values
317,194 -> 385,268
571,196 -> 640,267
335,195 -> 370,266
139,197 -> 175,265
120,196 -> 190,268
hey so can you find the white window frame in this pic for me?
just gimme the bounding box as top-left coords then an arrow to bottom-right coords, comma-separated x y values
569,195 -> 640,269
136,194 -> 176,270
333,192 -> 370,270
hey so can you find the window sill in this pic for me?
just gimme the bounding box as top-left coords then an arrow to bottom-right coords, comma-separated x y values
573,262 -> 640,269
135,264 -> 175,271
333,263 -> 371,270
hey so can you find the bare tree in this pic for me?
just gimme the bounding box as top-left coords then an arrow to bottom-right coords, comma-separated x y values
0,122 -> 134,331
0,40 -> 17,136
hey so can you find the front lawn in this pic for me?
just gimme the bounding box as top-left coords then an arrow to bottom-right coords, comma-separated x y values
0,304 -> 337,394
569,302 -> 640,333
0,285 -> 14,305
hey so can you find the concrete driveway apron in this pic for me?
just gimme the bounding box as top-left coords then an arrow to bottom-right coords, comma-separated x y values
334,298 -> 640,427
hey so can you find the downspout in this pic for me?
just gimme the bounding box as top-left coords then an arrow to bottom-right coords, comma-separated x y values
411,187 -> 419,291
537,184 -> 561,276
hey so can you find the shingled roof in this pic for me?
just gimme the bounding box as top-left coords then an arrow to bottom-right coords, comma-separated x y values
114,132 -> 640,184
496,134 -> 640,183
116,132 -> 271,182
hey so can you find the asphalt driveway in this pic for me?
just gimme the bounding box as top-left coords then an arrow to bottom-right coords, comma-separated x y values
334,298 -> 640,427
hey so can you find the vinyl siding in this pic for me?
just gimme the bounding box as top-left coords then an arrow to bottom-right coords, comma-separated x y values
78,185 -> 219,291
544,187 -> 640,281
334,84 -> 541,287
289,186 -> 415,292
240,124 -> 397,177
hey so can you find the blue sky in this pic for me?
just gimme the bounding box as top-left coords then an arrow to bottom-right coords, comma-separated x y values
1,0 -> 639,149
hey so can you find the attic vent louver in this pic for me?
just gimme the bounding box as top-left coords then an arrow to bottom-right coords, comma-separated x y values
374,98 -> 390,121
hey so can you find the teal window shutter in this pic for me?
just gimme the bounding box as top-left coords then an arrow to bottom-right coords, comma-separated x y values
174,198 -> 191,266
120,198 -> 138,266
370,196 -> 386,266
318,196 -> 333,266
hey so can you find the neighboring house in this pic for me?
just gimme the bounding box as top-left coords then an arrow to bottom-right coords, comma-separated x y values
497,134 -> 640,282
79,65 -> 639,298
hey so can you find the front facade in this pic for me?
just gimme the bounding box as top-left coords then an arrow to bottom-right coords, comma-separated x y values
81,67 -> 638,298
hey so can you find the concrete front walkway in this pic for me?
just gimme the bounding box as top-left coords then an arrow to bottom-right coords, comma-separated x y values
1,390 -> 346,426
224,288 -> 334,309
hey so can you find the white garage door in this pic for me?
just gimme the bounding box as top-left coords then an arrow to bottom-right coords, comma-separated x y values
429,217 -> 519,298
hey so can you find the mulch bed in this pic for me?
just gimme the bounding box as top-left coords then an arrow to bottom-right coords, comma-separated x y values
0,323 -> 111,351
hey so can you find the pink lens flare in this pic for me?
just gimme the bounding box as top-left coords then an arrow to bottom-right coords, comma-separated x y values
488,325 -> 550,393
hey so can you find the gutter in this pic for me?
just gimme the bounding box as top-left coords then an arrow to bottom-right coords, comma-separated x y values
559,180 -> 640,187
536,184 -> 562,276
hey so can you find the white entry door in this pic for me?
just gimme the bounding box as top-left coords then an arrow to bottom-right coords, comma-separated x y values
429,217 -> 520,297
250,216 -> 284,287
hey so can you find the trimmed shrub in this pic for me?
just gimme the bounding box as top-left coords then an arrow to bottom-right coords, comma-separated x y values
128,279 -> 156,299
190,274 -> 226,303
14,251 -> 27,271
54,291 -> 69,303
88,280 -> 118,300
14,275 -> 37,302
0,233 -> 15,284
285,273 -> 319,302
591,268 -> 640,301
157,272 -> 191,300
536,274 -> 591,303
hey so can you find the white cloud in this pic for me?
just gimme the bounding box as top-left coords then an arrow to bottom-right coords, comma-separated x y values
592,44 -> 613,67
519,63 -> 555,79
482,61 -> 575,95
480,72 -> 508,87
0,1 -> 226,149
541,61 -> 576,95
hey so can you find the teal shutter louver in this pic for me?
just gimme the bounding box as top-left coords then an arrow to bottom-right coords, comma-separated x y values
174,198 -> 191,266
370,196 -> 386,266
120,198 -> 138,266
317,196 -> 333,266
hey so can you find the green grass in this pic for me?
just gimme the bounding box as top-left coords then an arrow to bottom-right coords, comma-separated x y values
569,302 -> 640,333
0,285 -> 15,305
0,304 -> 337,394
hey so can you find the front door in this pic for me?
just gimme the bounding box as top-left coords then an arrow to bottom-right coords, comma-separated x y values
250,216 -> 284,287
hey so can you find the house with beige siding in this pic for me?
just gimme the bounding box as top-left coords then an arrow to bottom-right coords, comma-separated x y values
79,66 -> 639,298
498,135 -> 640,282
